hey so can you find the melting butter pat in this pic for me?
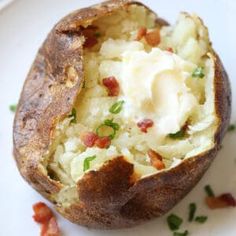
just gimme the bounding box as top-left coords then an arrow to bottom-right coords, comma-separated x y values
99,41 -> 199,136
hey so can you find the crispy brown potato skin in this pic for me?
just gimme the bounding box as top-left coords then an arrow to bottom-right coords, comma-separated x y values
13,0 -> 231,229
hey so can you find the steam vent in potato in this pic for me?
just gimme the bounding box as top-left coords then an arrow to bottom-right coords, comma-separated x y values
13,0 -> 231,229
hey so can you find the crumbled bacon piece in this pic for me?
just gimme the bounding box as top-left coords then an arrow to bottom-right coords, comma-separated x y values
81,25 -> 98,48
147,149 -> 165,170
219,193 -> 236,206
137,119 -> 154,133
206,193 -> 236,209
80,132 -> 99,147
148,149 -> 163,161
95,136 -> 111,149
144,29 -> 161,46
166,47 -> 174,53
152,159 -> 165,170
206,197 -> 228,209
136,27 -> 147,40
80,131 -> 111,149
33,202 -> 53,224
33,202 -> 60,236
41,217 -> 60,236
102,76 -> 120,96
83,37 -> 98,48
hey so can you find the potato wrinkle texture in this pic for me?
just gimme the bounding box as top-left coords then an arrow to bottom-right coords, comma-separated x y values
49,5 -> 217,198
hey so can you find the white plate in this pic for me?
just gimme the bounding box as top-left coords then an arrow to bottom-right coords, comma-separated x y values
0,0 -> 236,235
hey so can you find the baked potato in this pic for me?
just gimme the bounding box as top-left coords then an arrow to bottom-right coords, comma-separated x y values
13,0 -> 231,229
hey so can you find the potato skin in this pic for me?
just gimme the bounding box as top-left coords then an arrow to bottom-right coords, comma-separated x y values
13,0 -> 231,229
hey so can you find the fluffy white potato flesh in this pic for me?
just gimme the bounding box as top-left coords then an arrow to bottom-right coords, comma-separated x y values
100,45 -> 198,136
48,5 -> 217,191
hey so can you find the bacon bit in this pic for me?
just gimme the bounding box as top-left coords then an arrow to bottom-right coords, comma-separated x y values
166,47 -> 174,53
33,202 -> 53,224
80,132 -> 99,147
219,193 -> 236,206
148,149 -> 165,170
206,197 -> 228,209
33,202 -> 60,236
41,217 -> 60,236
136,27 -> 147,40
80,132 -> 111,149
83,37 -> 98,48
137,118 -> 154,133
95,136 -> 111,149
151,158 -> 165,170
206,193 -> 236,209
102,76 -> 120,96
81,26 -> 98,48
41,223 -> 48,236
148,149 -> 163,161
144,29 -> 161,47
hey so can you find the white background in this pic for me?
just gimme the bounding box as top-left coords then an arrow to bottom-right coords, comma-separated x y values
0,0 -> 236,235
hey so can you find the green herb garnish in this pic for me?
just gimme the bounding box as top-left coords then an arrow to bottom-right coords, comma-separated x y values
94,32 -> 101,37
195,216 -> 208,223
192,67 -> 205,78
104,119 -> 120,130
173,230 -> 189,236
9,104 -> 17,112
68,108 -> 77,123
188,203 -> 196,222
204,185 -> 215,197
109,100 -> 124,114
96,119 -> 120,139
168,129 -> 185,139
83,155 -> 96,171
167,214 -> 183,231
228,124 -> 236,132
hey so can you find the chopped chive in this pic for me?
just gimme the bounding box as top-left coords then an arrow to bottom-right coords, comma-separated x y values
94,32 -> 101,37
188,203 -> 197,222
83,155 -> 96,171
195,216 -> 208,223
168,129 -> 185,139
204,185 -> 215,197
192,67 -> 205,78
167,214 -> 183,231
9,104 -> 17,112
228,124 -> 235,132
109,100 -> 124,114
173,230 -> 189,236
68,108 -> 77,123
96,124 -> 115,139
96,119 -> 120,140
104,119 -> 120,130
